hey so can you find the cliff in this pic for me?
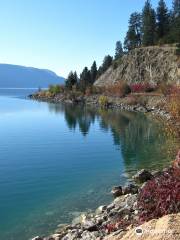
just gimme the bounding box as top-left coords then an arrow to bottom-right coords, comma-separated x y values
95,46 -> 180,86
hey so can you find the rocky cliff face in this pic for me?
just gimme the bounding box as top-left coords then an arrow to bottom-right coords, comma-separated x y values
95,46 -> 180,86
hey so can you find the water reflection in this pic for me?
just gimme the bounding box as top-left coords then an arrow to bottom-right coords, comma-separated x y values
48,103 -> 178,173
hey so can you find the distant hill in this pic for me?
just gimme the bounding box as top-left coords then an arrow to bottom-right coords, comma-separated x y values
0,64 -> 65,88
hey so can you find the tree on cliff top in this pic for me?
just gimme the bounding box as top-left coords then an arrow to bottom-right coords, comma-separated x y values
97,55 -> 113,78
157,0 -> 170,41
142,0 -> 157,46
124,12 -> 142,51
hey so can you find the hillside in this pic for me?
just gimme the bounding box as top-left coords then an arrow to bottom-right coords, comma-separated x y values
0,64 -> 64,88
95,46 -> 180,87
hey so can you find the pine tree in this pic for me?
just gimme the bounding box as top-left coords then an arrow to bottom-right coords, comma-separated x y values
96,55 -> 113,78
170,0 -> 180,43
173,0 -> 180,17
124,12 -> 142,51
114,41 -> 123,60
65,71 -> 78,89
102,55 -> 113,72
142,0 -> 156,46
90,61 -> 97,84
79,67 -> 91,92
157,0 -> 169,41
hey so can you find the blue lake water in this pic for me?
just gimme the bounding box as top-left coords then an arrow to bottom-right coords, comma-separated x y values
0,89 -> 178,239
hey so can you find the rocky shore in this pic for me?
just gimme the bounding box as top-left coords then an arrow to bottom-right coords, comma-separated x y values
31,167 -> 180,240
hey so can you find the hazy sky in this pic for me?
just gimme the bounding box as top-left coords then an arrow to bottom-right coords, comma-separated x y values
0,0 -> 172,77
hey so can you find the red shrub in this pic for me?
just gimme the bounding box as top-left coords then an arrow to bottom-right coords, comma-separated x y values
138,167 -> 180,223
130,83 -> 155,93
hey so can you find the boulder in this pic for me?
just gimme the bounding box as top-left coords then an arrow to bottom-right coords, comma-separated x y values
122,184 -> 139,195
96,205 -> 107,214
82,220 -> 98,232
31,237 -> 43,240
81,230 -> 100,240
133,169 -> 153,183
111,186 -> 123,198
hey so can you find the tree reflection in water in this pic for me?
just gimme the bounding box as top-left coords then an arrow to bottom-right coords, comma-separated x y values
48,102 -> 178,173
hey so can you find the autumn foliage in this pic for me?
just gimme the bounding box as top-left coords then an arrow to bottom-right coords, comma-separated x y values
138,151 -> 180,223
130,83 -> 155,93
105,81 -> 131,97
168,86 -> 180,121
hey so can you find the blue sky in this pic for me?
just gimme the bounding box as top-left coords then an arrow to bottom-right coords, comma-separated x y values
0,0 -> 172,77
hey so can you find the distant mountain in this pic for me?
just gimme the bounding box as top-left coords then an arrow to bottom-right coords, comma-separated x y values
0,64 -> 65,88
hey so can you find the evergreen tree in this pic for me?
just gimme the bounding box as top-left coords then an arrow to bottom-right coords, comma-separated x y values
90,61 -> 97,84
102,55 -> 113,72
173,0 -> 180,17
114,41 -> 123,60
65,71 -> 78,89
124,12 -> 142,51
142,0 -> 156,46
157,0 -> 169,41
97,55 -> 113,78
79,67 -> 91,92
173,0 -> 180,40
170,0 -> 180,43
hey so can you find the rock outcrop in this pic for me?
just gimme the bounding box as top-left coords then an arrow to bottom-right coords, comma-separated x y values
95,46 -> 180,87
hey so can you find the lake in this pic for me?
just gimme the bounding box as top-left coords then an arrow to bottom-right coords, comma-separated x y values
0,89 -> 178,240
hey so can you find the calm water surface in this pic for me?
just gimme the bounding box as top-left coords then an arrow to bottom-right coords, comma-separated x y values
0,89 -> 178,240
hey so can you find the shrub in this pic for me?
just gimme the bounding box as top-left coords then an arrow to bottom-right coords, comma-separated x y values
125,95 -> 138,105
92,86 -> 104,94
137,96 -> 148,107
85,87 -> 92,96
98,95 -> 109,108
130,83 -> 155,93
49,85 -> 64,95
168,86 -> 180,121
157,82 -> 173,96
105,81 -> 131,97
138,167 -> 180,223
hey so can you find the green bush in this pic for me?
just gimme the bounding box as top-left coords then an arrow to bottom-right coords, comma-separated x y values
49,85 -> 64,95
98,95 -> 109,108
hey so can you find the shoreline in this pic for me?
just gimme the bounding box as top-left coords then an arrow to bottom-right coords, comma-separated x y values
30,92 -> 180,137
30,93 -> 180,240
32,167 -> 180,240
